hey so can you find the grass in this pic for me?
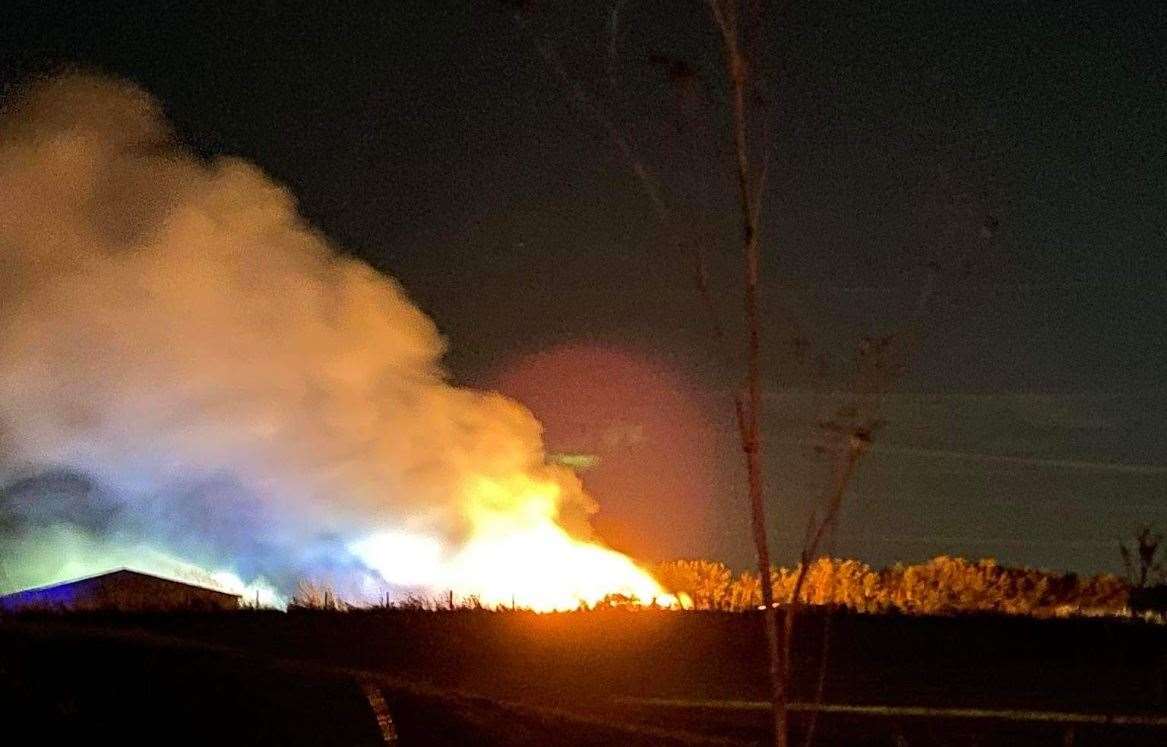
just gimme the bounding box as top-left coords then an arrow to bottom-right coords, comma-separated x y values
0,618 -> 738,745
3,607 -> 1165,744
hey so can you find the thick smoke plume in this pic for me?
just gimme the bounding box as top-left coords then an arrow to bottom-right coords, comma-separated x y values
0,74 -> 602,601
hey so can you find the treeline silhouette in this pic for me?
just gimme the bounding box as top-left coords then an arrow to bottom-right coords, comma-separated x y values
653,556 -> 1130,616
286,556 -> 1138,616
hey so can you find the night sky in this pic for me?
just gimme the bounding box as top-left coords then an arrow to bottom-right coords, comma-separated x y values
2,1 -> 1164,574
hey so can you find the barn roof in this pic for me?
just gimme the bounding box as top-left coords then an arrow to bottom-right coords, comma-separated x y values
0,568 -> 242,606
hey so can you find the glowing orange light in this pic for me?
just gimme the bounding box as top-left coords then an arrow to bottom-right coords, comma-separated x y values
353,475 -> 673,611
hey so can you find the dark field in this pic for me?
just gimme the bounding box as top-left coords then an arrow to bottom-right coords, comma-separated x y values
2,609 -> 1165,745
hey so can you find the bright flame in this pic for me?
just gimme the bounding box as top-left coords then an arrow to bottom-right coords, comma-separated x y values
351,475 -> 673,611
447,522 -> 671,610
210,570 -> 282,608
350,530 -> 446,588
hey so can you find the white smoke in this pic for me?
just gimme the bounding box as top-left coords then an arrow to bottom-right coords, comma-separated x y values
0,73 -> 597,598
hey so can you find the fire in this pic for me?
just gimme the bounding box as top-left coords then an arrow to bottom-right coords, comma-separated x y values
0,75 -> 675,611
353,475 -> 673,611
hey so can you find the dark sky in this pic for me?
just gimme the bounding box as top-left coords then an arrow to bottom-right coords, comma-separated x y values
2,0 -> 1164,574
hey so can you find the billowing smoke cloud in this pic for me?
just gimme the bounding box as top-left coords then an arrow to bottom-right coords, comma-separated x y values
0,73 -> 600,600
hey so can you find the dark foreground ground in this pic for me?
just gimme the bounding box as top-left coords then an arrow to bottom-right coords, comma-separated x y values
2,609 -> 1165,745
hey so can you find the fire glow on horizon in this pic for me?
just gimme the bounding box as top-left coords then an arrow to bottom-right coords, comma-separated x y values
352,476 -> 673,610
4,477 -> 674,612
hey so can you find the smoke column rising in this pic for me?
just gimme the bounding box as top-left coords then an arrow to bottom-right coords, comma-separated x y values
0,74 -> 660,606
